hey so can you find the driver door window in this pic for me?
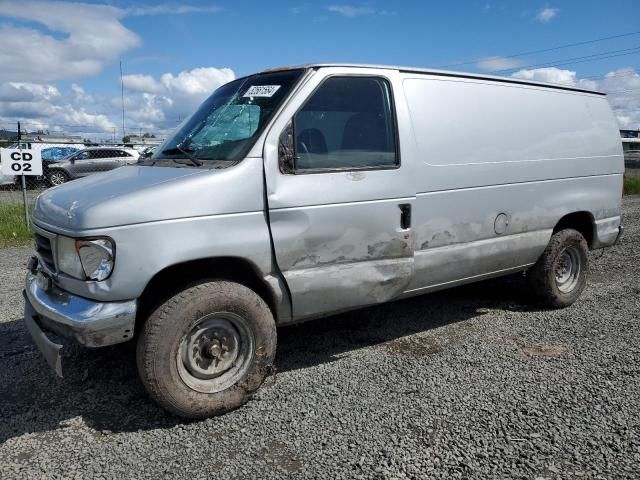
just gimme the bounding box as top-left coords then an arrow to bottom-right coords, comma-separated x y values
291,76 -> 398,171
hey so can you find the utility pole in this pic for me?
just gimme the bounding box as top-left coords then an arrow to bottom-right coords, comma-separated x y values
120,60 -> 125,142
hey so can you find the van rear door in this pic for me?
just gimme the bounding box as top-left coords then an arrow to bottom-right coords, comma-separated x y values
264,73 -> 415,320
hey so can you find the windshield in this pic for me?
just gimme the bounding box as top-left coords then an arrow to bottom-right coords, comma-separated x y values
144,69 -> 305,167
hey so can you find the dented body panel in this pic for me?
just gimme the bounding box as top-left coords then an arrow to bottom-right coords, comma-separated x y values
24,64 -> 624,361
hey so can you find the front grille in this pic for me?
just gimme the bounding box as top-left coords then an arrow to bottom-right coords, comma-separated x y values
34,233 -> 55,270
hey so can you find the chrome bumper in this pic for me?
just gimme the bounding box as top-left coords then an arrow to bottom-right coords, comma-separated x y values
23,291 -> 63,376
24,271 -> 137,351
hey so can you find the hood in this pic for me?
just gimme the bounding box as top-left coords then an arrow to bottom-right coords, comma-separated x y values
33,160 -> 264,231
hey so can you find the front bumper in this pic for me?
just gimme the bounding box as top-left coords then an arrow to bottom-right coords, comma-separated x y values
24,272 -> 137,375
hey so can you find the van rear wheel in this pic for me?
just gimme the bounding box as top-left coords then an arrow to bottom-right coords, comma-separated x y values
527,228 -> 589,308
136,281 -> 276,418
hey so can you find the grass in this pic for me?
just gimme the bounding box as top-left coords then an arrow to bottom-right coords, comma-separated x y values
0,203 -> 33,247
624,176 -> 640,195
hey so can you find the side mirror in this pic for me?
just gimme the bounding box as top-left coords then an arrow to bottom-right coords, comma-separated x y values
278,119 -> 296,174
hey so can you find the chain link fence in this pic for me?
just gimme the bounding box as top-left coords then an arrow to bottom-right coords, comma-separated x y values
624,149 -> 640,177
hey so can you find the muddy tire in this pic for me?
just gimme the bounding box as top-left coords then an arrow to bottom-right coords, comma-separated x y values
527,228 -> 589,308
136,281 -> 276,418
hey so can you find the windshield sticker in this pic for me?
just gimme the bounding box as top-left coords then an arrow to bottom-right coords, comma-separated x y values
243,85 -> 281,98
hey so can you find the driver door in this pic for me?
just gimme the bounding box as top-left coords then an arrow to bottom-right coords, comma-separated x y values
264,72 -> 415,320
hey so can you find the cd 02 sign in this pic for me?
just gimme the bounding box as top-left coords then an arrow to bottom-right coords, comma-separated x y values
1,148 -> 42,176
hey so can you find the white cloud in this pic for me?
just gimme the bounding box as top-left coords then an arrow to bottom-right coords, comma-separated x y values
10,83 -> 61,100
598,68 -> 640,128
0,84 -> 35,102
0,1 -> 222,84
125,4 -> 222,16
511,67 -> 640,128
476,56 -> 523,72
289,6 -> 305,15
0,2 -> 234,138
328,5 -> 375,17
0,0 -> 140,82
535,7 -> 558,22
0,66 -> 237,138
160,67 -> 235,97
122,67 -> 236,126
54,107 -> 116,133
512,67 -> 578,85
70,83 -> 93,102
122,74 -> 165,94
0,80 -> 117,136
2,63 -> 635,141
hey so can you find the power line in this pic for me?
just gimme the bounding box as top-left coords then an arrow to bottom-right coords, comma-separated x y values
438,30 -> 640,68
580,69 -> 639,80
489,46 -> 640,73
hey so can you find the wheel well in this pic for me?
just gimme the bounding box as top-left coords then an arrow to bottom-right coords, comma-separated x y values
553,211 -> 595,248
136,257 -> 277,331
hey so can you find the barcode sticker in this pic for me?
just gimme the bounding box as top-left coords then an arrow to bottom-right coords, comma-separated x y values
243,85 -> 281,97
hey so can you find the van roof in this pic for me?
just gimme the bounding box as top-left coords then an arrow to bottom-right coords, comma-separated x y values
260,63 -> 605,96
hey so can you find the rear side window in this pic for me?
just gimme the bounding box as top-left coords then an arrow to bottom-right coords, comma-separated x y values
88,150 -> 107,159
293,76 -> 397,171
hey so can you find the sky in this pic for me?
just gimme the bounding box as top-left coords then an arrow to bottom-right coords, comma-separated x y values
0,0 -> 638,140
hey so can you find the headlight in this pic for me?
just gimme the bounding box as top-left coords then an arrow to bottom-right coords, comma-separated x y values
56,236 -> 115,281
57,236 -> 85,279
77,239 -> 114,281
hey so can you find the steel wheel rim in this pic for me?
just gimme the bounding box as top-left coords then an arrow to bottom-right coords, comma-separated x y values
555,245 -> 581,293
49,172 -> 66,185
177,312 -> 254,394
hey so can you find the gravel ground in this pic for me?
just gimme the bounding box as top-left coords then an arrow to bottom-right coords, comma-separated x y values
1,197 -> 639,480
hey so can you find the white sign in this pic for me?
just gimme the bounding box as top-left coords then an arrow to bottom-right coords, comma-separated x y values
243,85 -> 281,98
1,148 -> 42,176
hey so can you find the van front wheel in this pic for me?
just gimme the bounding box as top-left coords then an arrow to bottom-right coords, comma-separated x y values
136,281 -> 276,418
527,228 -> 589,308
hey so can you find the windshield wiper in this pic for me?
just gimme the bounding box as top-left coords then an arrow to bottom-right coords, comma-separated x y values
160,145 -> 202,167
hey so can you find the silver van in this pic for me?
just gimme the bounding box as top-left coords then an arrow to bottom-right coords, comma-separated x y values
24,64 -> 624,418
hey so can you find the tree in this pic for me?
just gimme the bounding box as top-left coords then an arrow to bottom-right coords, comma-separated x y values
122,135 -> 131,143
142,132 -> 155,138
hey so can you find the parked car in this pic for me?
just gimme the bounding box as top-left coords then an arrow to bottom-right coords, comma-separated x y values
23,64 -> 624,418
45,147 -> 139,186
1,145 -> 82,187
0,171 -> 15,186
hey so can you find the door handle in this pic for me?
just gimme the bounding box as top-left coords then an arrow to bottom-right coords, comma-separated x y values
399,204 -> 411,229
